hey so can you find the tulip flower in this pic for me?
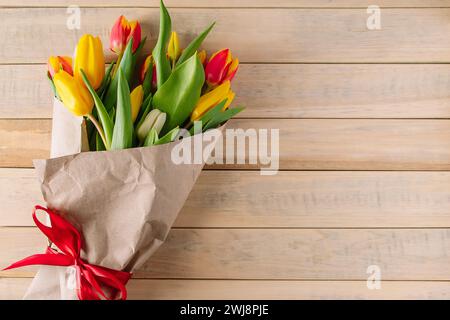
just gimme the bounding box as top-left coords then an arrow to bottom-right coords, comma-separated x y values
140,54 -> 157,88
73,34 -> 105,90
130,85 -> 144,122
167,31 -> 181,67
191,80 -> 234,121
204,49 -> 239,87
53,70 -> 93,117
136,109 -> 166,142
110,15 -> 142,54
47,56 -> 73,78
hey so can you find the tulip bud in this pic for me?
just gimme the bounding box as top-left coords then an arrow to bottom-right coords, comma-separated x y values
205,49 -> 239,87
136,109 -> 166,142
53,70 -> 93,116
167,31 -> 181,64
74,34 -> 105,90
191,80 -> 232,121
48,56 -> 73,79
130,85 -> 144,122
110,15 -> 141,54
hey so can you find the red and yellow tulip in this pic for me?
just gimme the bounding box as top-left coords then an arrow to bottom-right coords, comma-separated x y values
140,54 -> 157,87
191,80 -> 234,121
110,15 -> 142,54
204,49 -> 239,87
47,56 -> 73,78
73,34 -> 105,90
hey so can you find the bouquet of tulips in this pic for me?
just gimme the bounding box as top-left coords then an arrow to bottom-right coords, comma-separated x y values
4,1 -> 242,300
47,4 -> 241,151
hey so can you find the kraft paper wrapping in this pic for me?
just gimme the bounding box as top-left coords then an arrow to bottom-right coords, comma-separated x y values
24,99 -> 222,300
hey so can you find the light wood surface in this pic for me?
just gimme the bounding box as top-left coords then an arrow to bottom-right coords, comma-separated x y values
1,278 -> 450,300
2,169 -> 450,228
2,119 -> 450,170
1,1 -> 450,300
2,228 -> 450,280
4,64 -> 450,119
3,1 -> 450,8
5,8 -> 450,63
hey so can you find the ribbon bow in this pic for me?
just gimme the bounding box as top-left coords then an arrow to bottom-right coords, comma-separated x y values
3,205 -> 131,300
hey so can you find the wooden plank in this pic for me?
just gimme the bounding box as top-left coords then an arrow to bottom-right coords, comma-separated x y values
1,1 -> 450,8
1,278 -> 450,300
5,64 -> 450,119
1,119 -> 450,170
1,228 -> 450,280
0,119 -> 51,167
2,169 -> 450,228
3,8 -> 450,63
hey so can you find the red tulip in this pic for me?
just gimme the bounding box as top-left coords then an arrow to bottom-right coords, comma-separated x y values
110,15 -> 141,54
204,49 -> 239,87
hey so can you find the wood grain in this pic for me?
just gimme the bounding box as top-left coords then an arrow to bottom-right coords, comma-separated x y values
0,119 -> 51,167
1,119 -> 449,170
1,278 -> 450,300
1,1 -> 450,8
4,8 -> 450,63
1,228 -> 450,280
2,169 -> 450,228
4,64 -> 450,119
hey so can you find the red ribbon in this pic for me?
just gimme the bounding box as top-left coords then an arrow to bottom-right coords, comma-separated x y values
3,205 -> 131,300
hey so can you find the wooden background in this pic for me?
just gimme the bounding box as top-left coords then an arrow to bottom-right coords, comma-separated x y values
1,0 -> 450,299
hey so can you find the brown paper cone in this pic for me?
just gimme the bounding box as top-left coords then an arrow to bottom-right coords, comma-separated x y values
24,100 -> 224,299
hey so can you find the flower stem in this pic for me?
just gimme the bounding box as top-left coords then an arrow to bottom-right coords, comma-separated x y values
86,113 -> 108,149
112,51 -> 124,78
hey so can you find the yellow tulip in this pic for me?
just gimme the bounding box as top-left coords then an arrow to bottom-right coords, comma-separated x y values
53,70 -> 93,116
197,50 -> 207,65
191,80 -> 231,121
167,31 -> 181,64
130,85 -> 144,122
74,34 -> 105,90
222,90 -> 235,110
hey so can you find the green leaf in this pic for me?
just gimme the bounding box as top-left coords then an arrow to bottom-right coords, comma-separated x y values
156,127 -> 180,145
197,100 -> 227,125
176,22 -> 215,67
188,100 -> 226,135
97,62 -> 115,99
80,69 -> 113,149
143,128 -> 159,147
47,73 -> 60,100
103,39 -> 136,112
96,132 -> 106,151
153,54 -> 205,134
152,0 -> 172,89
111,69 -> 134,150
204,107 -> 244,132
135,94 -> 153,126
136,36 -> 147,54
142,59 -> 154,98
